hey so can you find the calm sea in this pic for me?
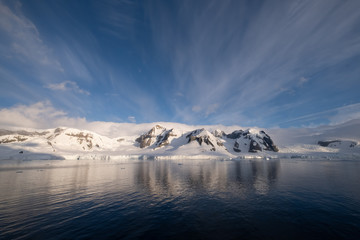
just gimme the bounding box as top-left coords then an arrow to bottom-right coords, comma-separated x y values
0,158 -> 359,240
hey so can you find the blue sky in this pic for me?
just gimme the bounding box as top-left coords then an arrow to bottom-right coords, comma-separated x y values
0,0 -> 360,128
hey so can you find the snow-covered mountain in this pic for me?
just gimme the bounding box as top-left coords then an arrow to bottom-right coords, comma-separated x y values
135,125 -> 181,149
0,120 -> 359,160
221,129 -> 279,153
186,128 -> 226,152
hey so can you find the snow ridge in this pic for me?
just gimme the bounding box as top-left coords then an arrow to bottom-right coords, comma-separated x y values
0,121 -> 359,160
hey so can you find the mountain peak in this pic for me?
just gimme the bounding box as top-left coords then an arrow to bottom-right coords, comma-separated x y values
1,121 -> 359,160
136,125 -> 168,148
186,128 -> 225,152
226,129 -> 279,153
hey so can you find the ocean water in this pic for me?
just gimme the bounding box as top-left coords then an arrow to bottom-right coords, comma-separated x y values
0,158 -> 359,240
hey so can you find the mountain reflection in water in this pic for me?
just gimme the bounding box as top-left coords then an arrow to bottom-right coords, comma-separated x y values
0,159 -> 359,240
133,160 -> 280,197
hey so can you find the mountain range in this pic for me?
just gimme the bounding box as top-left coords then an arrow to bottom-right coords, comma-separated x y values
0,120 -> 359,160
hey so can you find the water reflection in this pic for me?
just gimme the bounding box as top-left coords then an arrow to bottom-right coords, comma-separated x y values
132,159 -> 280,196
0,159 -> 281,210
1,159 -> 360,240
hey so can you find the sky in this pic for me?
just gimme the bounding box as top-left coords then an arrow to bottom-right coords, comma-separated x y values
0,0 -> 360,129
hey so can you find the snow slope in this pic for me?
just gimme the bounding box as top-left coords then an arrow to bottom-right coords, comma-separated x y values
0,120 -> 359,160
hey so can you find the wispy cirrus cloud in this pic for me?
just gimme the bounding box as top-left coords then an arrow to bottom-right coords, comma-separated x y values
277,103 -> 360,127
1,0 -> 359,127
0,1 -> 63,73
0,1 -> 90,112
94,0 -> 139,39
45,81 -> 90,95
329,103 -> 360,125
0,0 -> 167,124
147,0 -> 360,125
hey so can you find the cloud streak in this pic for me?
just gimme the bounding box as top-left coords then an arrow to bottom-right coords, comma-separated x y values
0,1 -> 162,123
0,1 -> 63,73
147,0 -> 360,125
1,0 -> 359,127
46,81 -> 90,95
277,103 -> 360,126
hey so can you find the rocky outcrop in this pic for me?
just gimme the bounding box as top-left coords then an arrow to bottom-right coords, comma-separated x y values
212,129 -> 226,138
1,125 -> 280,155
249,140 -> 262,153
186,128 -> 224,151
260,131 -> 279,152
318,140 -> 340,147
227,129 -> 279,153
226,130 -> 245,139
318,140 -> 357,148
154,129 -> 178,148
135,125 -> 169,148
65,132 -> 95,150
47,128 -> 65,141
0,135 -> 28,144
0,129 -> 51,144
233,141 -> 241,152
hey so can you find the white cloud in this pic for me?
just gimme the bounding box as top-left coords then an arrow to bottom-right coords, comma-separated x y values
46,82 -> 68,91
0,101 -> 88,129
45,81 -> 90,95
128,116 -> 136,123
0,102 -> 152,137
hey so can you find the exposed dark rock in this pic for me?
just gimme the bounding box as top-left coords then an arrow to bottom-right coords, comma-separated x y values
318,140 -> 357,148
233,141 -> 241,152
226,129 -> 279,153
136,125 -> 166,148
136,135 -> 153,148
155,129 -> 177,148
186,129 -> 220,151
226,130 -> 244,139
65,132 -> 93,149
260,131 -> 279,152
47,128 -> 64,140
249,140 -> 262,152
318,140 -> 341,147
47,141 -> 56,152
0,135 -> 28,144
213,129 -> 226,138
